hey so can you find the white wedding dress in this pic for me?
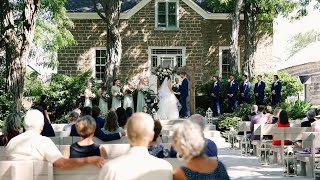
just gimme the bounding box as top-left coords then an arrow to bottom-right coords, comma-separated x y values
157,77 -> 180,120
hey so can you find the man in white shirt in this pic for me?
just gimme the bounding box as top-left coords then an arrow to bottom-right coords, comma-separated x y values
6,109 -> 105,169
99,112 -> 173,180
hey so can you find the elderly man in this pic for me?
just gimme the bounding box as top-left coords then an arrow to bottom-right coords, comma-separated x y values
250,105 -> 268,140
99,113 -> 173,180
169,114 -> 218,158
301,109 -> 316,127
6,110 -> 105,169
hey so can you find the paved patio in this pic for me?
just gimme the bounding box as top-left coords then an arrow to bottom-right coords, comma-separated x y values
218,146 -> 313,180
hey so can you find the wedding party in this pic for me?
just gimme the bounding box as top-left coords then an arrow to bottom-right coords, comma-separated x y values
1,0 -> 320,180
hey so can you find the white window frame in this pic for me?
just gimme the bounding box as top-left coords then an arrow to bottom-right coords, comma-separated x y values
219,46 -> 241,77
148,46 -> 186,68
155,0 -> 179,30
92,47 -> 107,82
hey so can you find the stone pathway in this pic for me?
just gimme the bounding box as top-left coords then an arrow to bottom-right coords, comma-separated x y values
218,146 -> 313,180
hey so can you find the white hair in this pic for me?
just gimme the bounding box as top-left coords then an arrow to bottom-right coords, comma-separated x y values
172,120 -> 205,160
188,114 -> 206,130
24,110 -> 44,131
126,112 -> 154,145
251,105 -> 258,112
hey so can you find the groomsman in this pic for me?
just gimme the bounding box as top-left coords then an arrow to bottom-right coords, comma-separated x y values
211,76 -> 220,116
239,74 -> 252,104
227,74 -> 238,113
271,75 -> 282,106
254,75 -> 266,105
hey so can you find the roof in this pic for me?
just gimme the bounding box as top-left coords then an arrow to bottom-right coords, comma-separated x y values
65,0 -> 215,13
279,41 -> 320,70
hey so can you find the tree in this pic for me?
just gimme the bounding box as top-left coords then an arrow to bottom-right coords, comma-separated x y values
0,0 -> 75,112
289,30 -> 320,57
92,0 -> 122,83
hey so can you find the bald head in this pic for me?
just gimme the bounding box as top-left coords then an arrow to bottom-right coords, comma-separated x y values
126,112 -> 155,146
24,109 -> 44,132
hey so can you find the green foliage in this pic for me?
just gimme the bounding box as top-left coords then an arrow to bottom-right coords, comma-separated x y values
0,67 -> 13,128
24,72 -> 46,97
280,100 -> 312,120
218,116 -> 241,130
289,30 -> 320,57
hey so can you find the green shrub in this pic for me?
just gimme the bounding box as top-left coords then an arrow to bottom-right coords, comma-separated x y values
280,100 -> 312,120
24,72 -> 46,97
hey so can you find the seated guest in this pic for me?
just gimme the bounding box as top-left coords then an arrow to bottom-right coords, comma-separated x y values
64,116 -> 107,159
272,110 -> 291,145
126,107 -> 133,118
116,107 -> 127,128
301,109 -> 316,127
170,114 -> 218,158
268,107 -> 281,124
312,113 -> 320,132
0,113 -> 21,146
244,105 -> 258,121
99,113 -> 173,180
92,106 -> 105,128
102,111 -> 124,135
63,111 -> 79,131
265,106 -> 273,122
250,105 -> 268,140
172,120 -> 229,180
148,120 -> 169,158
32,105 -> 55,137
6,110 -> 105,169
82,106 -> 92,116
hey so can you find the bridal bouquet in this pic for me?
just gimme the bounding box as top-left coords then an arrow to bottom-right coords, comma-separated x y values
141,88 -> 154,97
102,93 -> 110,100
154,67 -> 176,82
125,89 -> 135,95
115,92 -> 124,99
172,84 -> 179,92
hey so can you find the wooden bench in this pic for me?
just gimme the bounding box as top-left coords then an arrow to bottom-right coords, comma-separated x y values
271,127 -> 312,164
251,124 -> 274,156
236,122 -> 251,155
296,132 -> 320,178
51,124 -> 68,132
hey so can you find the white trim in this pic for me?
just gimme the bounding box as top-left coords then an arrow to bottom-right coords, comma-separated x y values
148,46 -> 186,68
155,0 -> 179,30
66,0 -> 244,20
219,46 -> 241,77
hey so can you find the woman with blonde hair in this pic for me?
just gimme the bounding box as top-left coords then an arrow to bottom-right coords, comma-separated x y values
172,121 -> 229,180
0,113 -> 21,146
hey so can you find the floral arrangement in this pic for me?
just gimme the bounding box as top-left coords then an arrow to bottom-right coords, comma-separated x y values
125,89 -> 135,95
172,84 -> 179,92
154,66 -> 176,82
115,92 -> 124,99
141,88 -> 154,97
102,93 -> 110,100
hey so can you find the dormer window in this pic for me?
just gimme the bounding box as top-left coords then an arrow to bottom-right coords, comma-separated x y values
155,0 -> 179,30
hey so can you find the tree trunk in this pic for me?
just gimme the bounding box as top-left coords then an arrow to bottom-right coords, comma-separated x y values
1,0 -> 40,112
244,1 -> 257,79
92,0 -> 122,84
230,0 -> 244,74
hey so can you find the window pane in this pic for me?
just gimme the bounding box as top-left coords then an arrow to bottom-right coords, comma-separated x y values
96,66 -> 101,72
168,15 -> 176,27
158,15 -> 166,27
96,57 -> 101,65
96,50 -> 100,58
152,56 -> 158,67
168,2 -> 176,14
176,56 -> 182,67
101,66 -> 105,73
158,2 -> 166,13
100,50 -> 106,58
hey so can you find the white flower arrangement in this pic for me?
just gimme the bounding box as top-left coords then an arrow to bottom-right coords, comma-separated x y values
153,66 -> 176,82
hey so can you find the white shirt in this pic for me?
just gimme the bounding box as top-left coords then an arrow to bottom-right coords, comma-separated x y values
6,131 -> 63,163
99,146 -> 173,180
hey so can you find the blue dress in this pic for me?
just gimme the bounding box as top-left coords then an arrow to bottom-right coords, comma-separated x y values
181,161 -> 230,180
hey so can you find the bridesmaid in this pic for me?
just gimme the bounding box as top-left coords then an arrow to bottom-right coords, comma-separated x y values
136,78 -> 147,112
123,81 -> 135,111
84,82 -> 95,108
111,79 -> 122,109
98,82 -> 109,115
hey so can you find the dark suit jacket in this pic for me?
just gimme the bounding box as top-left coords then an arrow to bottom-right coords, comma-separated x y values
240,81 -> 252,98
179,78 -> 189,98
271,81 -> 282,103
301,119 -> 316,127
254,81 -> 266,98
211,82 -> 220,101
227,80 -> 238,99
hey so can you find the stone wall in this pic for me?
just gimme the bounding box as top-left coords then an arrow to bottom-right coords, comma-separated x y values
59,0 -> 273,84
282,61 -> 320,105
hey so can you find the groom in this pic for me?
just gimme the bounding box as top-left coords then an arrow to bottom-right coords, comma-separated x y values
178,72 -> 189,118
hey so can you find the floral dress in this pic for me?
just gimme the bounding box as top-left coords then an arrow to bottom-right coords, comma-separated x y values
111,86 -> 122,109
99,88 -> 109,114
136,84 -> 146,112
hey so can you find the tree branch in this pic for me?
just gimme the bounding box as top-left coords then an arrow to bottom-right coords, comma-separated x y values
92,0 -> 107,21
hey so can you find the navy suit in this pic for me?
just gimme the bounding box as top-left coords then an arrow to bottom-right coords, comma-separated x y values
227,80 -> 238,112
254,81 -> 265,105
271,81 -> 282,106
211,81 -> 220,116
179,78 -> 189,117
239,80 -> 252,104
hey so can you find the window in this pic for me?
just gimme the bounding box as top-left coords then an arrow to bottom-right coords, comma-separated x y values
219,47 -> 240,78
155,0 -> 179,29
94,49 -> 106,81
149,47 -> 186,68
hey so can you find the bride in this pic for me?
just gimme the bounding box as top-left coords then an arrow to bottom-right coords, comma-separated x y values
157,76 -> 180,120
